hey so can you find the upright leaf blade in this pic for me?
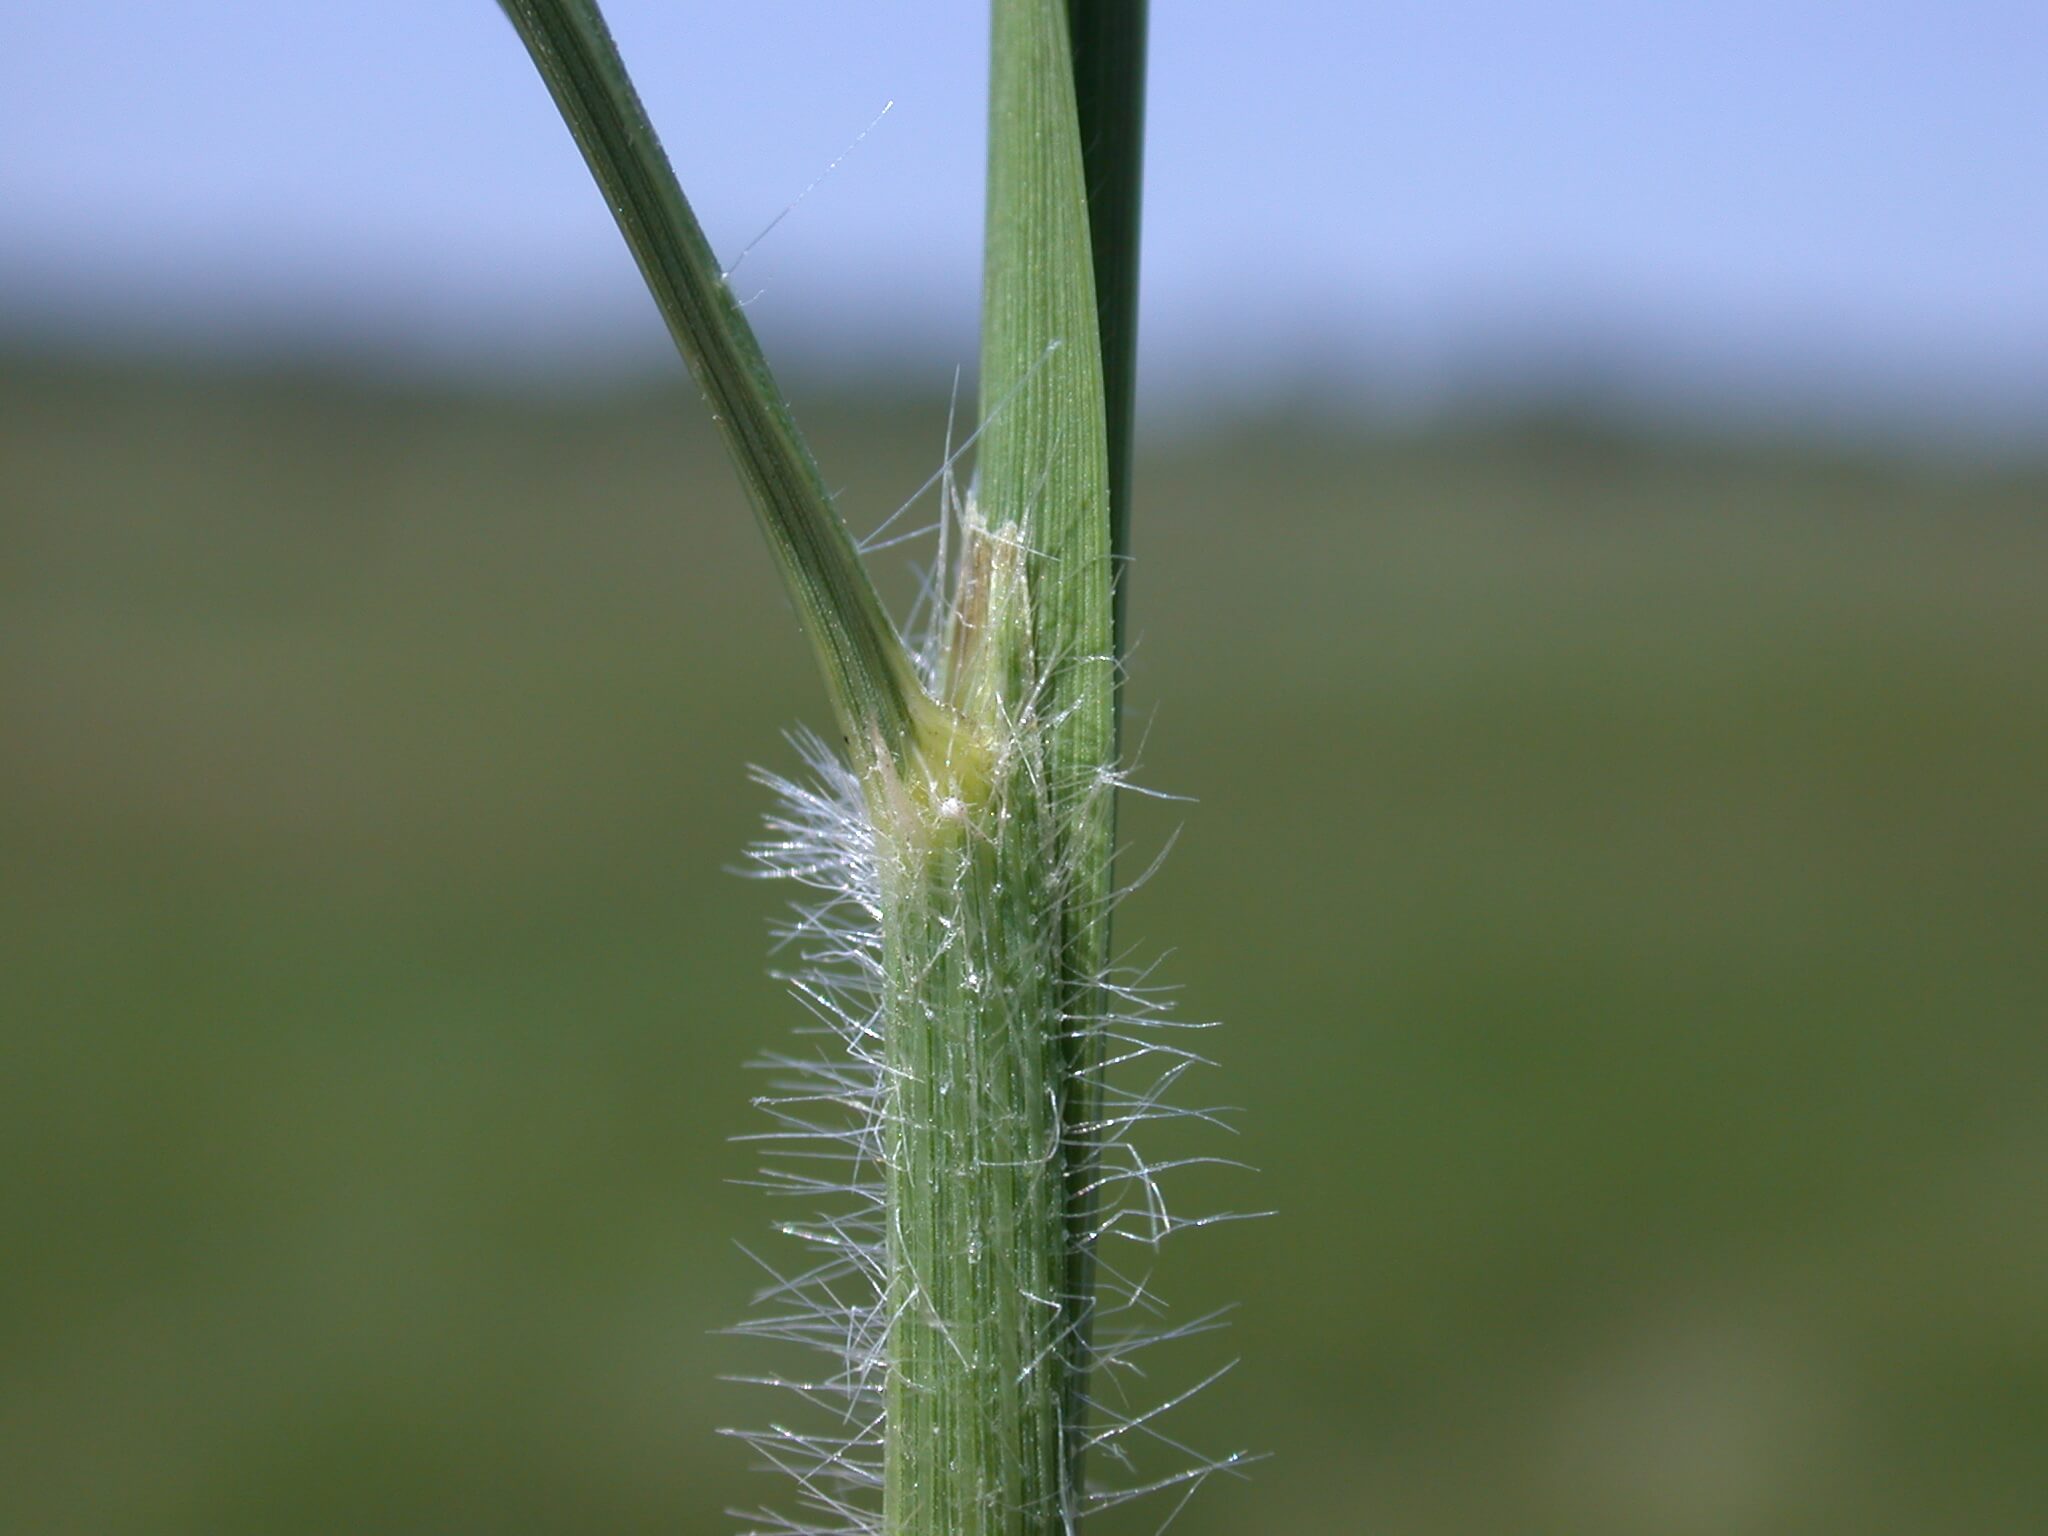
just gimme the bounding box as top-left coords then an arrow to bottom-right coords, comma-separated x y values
1066,0 -> 1149,666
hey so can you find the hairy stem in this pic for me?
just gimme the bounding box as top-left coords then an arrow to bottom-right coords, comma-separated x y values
500,4 -> 1144,1529
877,522 -> 1068,1535
867,0 -> 1120,1530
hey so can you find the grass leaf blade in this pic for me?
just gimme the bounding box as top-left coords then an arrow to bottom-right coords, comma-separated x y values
498,0 -> 929,762
1066,0 -> 1148,665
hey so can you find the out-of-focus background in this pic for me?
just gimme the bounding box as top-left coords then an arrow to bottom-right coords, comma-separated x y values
4,5 -> 2045,1534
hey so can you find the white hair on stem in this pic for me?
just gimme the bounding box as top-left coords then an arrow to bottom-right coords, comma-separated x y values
725,484 -> 1256,1536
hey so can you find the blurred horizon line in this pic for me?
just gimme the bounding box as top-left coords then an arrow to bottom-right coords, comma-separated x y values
8,296 -> 2045,465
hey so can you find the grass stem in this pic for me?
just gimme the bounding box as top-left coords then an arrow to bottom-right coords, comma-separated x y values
500,5 -> 1172,1530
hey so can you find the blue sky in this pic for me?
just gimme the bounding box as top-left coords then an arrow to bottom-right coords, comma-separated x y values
5,2 -> 2045,434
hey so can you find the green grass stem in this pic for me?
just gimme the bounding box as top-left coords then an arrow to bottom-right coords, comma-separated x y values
501,4 -> 1145,1531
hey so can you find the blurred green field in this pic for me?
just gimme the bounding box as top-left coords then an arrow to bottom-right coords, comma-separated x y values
3,356 -> 2045,1535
